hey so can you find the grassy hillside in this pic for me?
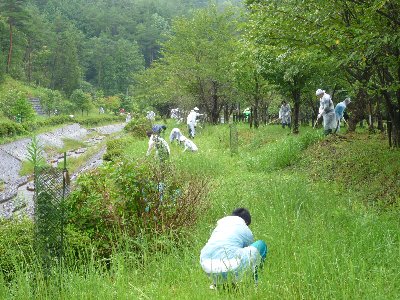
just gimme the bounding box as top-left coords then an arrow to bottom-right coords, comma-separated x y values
0,77 -> 47,122
0,76 -> 48,98
1,124 -> 399,299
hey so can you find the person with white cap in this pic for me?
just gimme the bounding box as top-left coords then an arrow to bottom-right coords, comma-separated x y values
187,107 -> 202,138
334,97 -> 351,133
179,135 -> 198,152
316,89 -> 336,135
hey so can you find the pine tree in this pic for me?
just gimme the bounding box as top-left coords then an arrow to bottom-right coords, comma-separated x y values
0,0 -> 29,73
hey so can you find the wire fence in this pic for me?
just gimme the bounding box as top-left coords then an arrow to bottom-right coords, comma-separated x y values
34,154 -> 69,277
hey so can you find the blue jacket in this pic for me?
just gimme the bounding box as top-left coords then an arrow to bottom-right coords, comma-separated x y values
152,124 -> 165,134
335,101 -> 347,120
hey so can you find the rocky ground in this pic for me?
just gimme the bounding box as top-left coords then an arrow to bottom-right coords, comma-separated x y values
0,122 -> 125,218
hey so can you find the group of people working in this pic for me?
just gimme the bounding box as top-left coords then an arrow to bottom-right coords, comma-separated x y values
278,90 -> 351,135
146,109 -> 201,159
199,93 -> 351,290
315,89 -> 351,135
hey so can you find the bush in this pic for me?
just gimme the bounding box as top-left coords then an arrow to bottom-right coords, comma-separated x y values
0,218 -> 34,281
65,159 -> 209,258
0,115 -> 124,139
75,115 -> 124,127
11,98 -> 36,122
45,115 -> 73,126
0,121 -> 27,138
103,137 -> 133,162
124,117 -> 152,138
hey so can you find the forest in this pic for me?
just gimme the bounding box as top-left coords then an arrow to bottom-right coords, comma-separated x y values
0,0 -> 399,145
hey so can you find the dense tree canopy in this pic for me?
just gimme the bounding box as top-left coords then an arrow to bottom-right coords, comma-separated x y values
0,0 -> 399,146
0,0 -> 234,95
245,0 -> 400,144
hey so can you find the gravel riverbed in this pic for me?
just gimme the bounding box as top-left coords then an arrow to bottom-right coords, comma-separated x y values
0,122 -> 125,218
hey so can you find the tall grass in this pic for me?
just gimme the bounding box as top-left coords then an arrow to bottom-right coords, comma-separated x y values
1,124 -> 399,299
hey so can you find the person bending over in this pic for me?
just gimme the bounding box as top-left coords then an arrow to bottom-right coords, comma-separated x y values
180,135 -> 198,152
146,130 -> 170,161
200,208 -> 267,289
152,124 -> 167,136
169,127 -> 183,143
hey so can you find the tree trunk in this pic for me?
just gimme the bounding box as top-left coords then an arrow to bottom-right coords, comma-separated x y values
291,89 -> 300,134
253,75 -> 260,128
249,107 -> 253,128
253,99 -> 259,128
377,96 -> 384,133
368,98 -> 375,133
25,40 -> 32,82
210,81 -> 219,124
224,104 -> 229,123
6,23 -> 13,73
377,65 -> 400,147
261,101 -> 268,125
348,88 -> 368,132
382,91 -> 400,147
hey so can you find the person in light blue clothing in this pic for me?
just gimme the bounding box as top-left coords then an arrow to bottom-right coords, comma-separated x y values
200,208 -> 267,289
334,98 -> 351,133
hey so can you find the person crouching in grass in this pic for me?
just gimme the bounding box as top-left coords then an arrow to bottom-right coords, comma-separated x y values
200,208 -> 267,289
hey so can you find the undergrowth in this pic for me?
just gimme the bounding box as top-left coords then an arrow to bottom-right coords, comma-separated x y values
1,124 -> 399,299
295,133 -> 400,207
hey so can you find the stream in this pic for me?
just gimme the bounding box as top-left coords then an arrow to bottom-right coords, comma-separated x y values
0,123 -> 125,218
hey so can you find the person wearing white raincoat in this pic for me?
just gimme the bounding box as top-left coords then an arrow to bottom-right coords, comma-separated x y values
146,110 -> 155,121
334,98 -> 351,133
179,135 -> 198,152
279,101 -> 291,128
186,109 -> 198,138
169,128 -> 183,143
146,131 -> 170,161
316,89 -> 336,135
200,208 -> 267,288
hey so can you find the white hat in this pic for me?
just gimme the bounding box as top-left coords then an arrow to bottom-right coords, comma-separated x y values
315,89 -> 324,96
344,97 -> 351,104
194,107 -> 199,111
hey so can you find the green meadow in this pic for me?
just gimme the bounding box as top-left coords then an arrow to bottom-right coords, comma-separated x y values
1,123 -> 399,299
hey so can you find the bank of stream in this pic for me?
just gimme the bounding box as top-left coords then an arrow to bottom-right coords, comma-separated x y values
0,123 -> 125,218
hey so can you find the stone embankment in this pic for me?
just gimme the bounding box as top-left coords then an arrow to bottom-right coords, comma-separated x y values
0,123 -> 125,218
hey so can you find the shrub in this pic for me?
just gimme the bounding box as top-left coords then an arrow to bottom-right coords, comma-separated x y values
0,121 -> 27,138
0,89 -> 26,120
65,159 -> 209,258
75,115 -> 124,127
45,115 -> 73,126
0,218 -> 34,281
103,137 -> 133,162
22,120 -> 45,131
124,117 -> 152,138
11,98 -> 36,122
0,115 -> 123,139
